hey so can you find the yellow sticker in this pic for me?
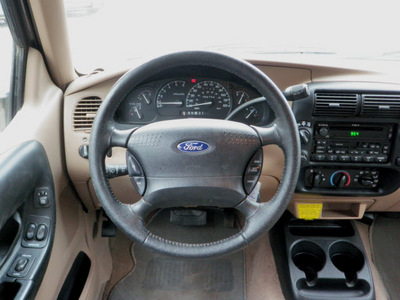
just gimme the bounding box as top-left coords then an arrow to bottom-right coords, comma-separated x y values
297,203 -> 323,220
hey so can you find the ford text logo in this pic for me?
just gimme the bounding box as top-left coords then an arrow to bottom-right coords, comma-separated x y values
177,141 -> 209,153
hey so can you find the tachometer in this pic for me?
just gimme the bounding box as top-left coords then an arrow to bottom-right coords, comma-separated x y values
186,81 -> 231,118
156,80 -> 187,116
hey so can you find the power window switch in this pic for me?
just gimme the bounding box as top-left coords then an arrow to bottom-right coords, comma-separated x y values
25,223 -> 37,240
36,224 -> 48,241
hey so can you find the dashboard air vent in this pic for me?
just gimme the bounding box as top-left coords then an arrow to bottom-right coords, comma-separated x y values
313,93 -> 358,116
361,94 -> 400,118
73,96 -> 102,133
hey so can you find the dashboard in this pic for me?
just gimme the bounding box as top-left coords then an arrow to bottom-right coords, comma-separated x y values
64,58 -> 400,219
113,68 -> 272,126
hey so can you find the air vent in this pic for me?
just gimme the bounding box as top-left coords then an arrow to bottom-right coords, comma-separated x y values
313,93 -> 358,116
361,94 -> 400,118
73,96 -> 102,133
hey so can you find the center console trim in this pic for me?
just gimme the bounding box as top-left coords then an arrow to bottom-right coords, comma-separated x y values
292,82 -> 400,197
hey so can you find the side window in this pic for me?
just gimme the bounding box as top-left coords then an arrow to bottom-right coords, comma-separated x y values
0,2 -> 14,132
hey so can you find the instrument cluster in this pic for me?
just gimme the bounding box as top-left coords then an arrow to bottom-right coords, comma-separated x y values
115,77 -> 271,126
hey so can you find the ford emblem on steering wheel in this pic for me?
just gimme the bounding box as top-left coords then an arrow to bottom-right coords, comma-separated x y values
177,141 -> 210,153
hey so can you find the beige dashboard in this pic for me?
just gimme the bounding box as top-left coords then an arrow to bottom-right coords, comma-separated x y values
63,58 -> 400,219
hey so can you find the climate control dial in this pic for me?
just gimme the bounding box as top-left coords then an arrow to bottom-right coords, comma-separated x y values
358,174 -> 374,187
330,171 -> 351,188
304,168 -> 379,189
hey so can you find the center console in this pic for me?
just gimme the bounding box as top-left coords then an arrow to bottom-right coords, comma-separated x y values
292,82 -> 400,196
271,213 -> 375,300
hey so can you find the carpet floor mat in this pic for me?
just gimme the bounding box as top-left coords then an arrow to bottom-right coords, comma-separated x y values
371,215 -> 400,300
109,209 -> 245,300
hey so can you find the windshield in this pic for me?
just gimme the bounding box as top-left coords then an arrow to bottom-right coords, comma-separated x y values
65,0 -> 400,73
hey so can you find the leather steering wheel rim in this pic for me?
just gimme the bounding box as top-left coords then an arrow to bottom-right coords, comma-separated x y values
89,51 -> 300,258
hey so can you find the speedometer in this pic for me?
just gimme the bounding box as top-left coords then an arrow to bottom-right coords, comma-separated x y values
186,81 -> 231,118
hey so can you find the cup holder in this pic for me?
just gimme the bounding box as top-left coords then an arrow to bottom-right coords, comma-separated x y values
329,241 -> 364,287
291,241 -> 326,286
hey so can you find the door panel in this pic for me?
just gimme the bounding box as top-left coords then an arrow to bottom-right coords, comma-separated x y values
0,48 -> 112,299
0,48 -> 64,299
0,140 -> 55,299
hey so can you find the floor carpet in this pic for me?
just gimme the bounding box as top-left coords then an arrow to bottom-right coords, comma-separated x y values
371,215 -> 400,300
109,209 -> 245,300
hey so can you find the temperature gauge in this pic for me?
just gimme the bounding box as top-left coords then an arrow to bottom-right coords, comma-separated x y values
244,106 -> 259,120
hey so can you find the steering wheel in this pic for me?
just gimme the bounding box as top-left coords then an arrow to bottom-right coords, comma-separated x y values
89,51 -> 300,258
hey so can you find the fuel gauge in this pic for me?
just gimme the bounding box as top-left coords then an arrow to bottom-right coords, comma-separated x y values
129,105 -> 143,120
235,91 -> 250,105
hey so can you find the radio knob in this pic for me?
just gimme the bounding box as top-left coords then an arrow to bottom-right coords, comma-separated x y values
299,129 -> 311,144
318,127 -> 329,137
359,175 -> 374,187
330,171 -> 351,188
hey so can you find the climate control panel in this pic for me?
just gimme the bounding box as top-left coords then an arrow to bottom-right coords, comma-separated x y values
304,168 -> 379,189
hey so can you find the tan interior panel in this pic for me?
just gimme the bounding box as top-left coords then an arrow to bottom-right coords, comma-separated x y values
0,47 -> 112,300
355,222 -> 388,299
35,185 -> 112,300
252,64 -> 311,90
288,197 -> 374,220
29,0 -> 76,88
367,188 -> 400,212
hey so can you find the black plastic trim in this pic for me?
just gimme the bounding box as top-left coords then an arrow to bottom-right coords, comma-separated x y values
57,252 -> 91,300
0,0 -> 41,49
270,212 -> 375,300
10,45 -> 27,117
292,81 -> 400,196
0,0 -> 43,119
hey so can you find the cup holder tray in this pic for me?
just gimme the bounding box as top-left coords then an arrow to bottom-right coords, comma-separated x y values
281,219 -> 374,300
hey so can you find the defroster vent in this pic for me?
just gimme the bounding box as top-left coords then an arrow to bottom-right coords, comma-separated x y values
313,93 -> 358,116
73,96 -> 102,133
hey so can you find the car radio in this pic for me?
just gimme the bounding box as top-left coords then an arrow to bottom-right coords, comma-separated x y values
311,123 -> 394,163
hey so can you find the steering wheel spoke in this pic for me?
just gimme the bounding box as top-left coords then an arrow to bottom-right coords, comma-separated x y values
235,195 -> 261,219
110,127 -> 137,148
251,123 -> 283,147
130,198 -> 153,220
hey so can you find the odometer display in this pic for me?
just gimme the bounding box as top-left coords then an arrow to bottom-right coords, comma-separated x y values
186,81 -> 231,118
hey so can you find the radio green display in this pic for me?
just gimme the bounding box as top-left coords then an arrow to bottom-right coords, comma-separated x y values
350,131 -> 360,137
